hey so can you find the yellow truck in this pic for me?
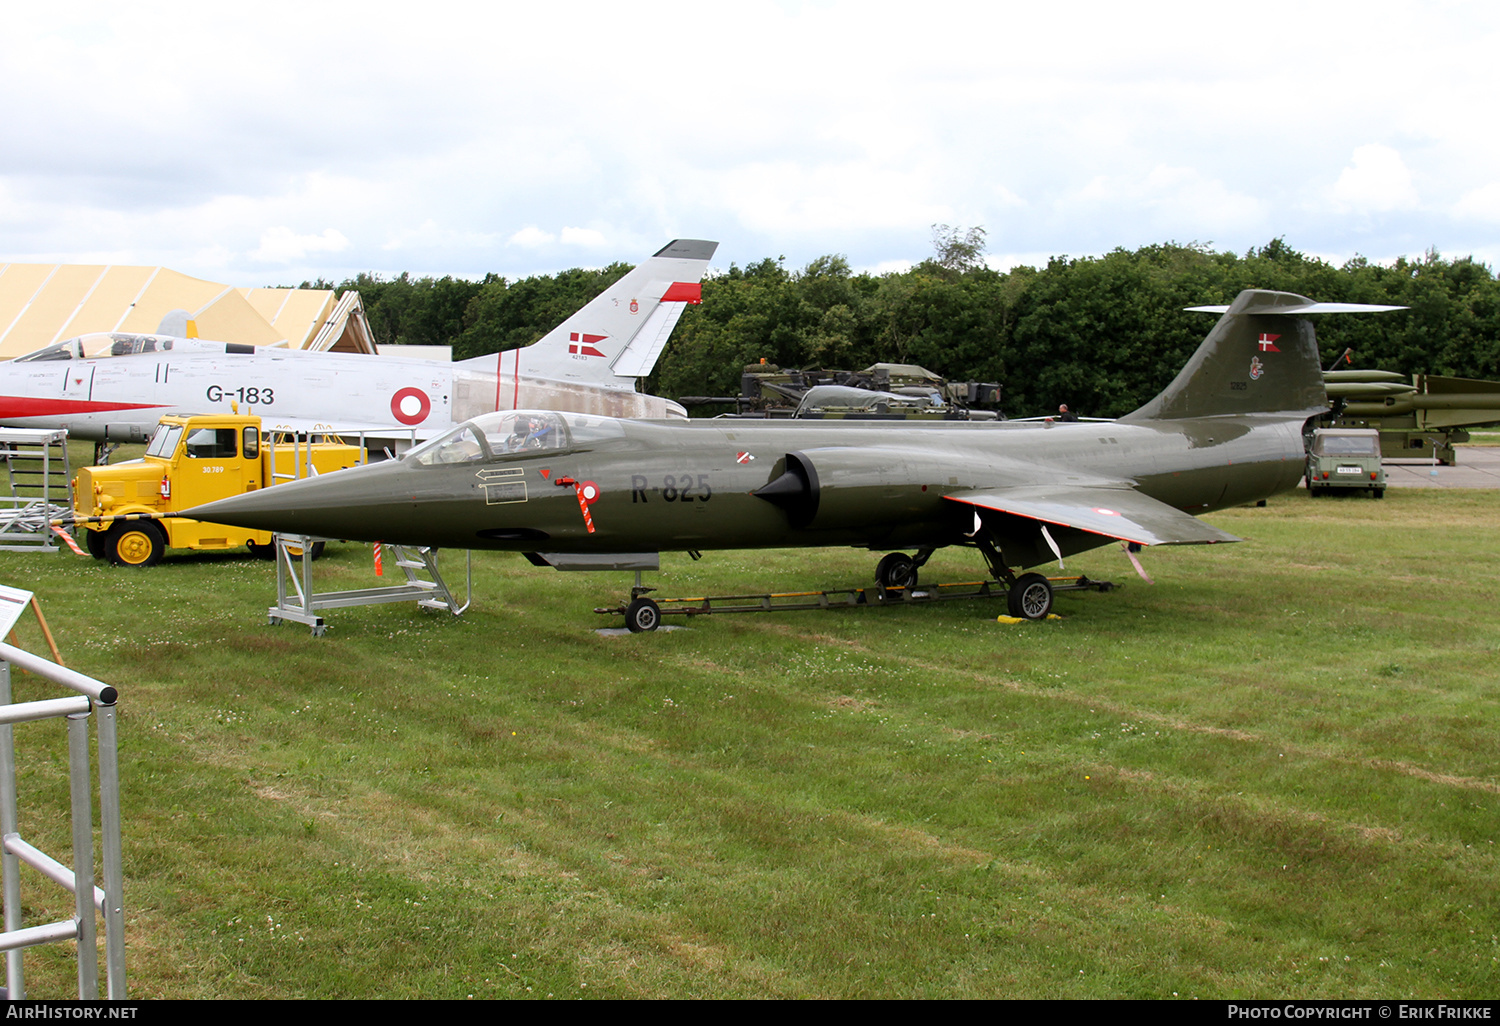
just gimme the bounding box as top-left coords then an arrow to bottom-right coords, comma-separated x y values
74,414 -> 366,566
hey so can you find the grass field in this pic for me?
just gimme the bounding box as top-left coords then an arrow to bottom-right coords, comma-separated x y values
1,482 -> 1496,998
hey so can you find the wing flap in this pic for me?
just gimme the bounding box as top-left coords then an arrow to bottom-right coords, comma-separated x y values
944,486 -> 1242,546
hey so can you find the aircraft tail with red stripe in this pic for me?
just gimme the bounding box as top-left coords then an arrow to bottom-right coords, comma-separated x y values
466,239 -> 718,390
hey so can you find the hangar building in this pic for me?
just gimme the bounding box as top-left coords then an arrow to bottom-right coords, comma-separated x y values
0,263 -> 376,360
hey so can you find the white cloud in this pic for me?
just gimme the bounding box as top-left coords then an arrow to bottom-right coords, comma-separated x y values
380,219 -> 502,256
1330,145 -> 1420,214
1064,166 -> 1266,236
2,2 -> 1497,280
507,227 -> 555,249
250,228 -> 350,264
990,184 -> 1027,209
707,161 -> 951,236
559,227 -> 607,248
188,244 -> 236,271
1452,182 -> 1500,224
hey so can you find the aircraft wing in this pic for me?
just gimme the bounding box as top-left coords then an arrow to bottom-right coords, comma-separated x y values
944,485 -> 1242,547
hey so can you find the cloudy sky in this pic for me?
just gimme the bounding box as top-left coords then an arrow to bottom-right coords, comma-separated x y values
3,1 -> 1497,286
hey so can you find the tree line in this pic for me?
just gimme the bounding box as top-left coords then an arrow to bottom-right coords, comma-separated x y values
303,238 -> 1500,419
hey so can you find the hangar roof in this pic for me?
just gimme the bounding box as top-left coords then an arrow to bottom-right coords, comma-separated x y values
0,263 -> 375,360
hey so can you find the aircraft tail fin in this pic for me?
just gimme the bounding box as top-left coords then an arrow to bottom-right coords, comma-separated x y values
1121,289 -> 1404,422
472,239 -> 717,387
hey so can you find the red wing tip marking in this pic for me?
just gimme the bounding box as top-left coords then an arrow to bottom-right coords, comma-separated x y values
661,282 -> 703,304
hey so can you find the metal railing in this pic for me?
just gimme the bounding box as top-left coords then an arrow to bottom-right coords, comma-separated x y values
0,429 -> 73,553
0,642 -> 124,999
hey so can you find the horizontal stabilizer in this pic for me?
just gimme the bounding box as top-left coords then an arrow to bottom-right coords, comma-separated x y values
1186,301 -> 1407,315
944,485 -> 1242,547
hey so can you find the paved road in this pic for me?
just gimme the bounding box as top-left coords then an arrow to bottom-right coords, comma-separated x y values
1302,445 -> 1500,490
1383,446 -> 1500,489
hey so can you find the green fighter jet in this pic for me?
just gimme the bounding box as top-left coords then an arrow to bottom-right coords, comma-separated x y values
185,290 -> 1402,629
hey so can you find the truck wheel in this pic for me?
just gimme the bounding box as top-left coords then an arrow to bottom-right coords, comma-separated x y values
1007,573 -> 1053,620
84,530 -> 108,560
107,521 -> 166,567
625,597 -> 661,633
1373,488 -> 1385,499
247,541 -> 276,560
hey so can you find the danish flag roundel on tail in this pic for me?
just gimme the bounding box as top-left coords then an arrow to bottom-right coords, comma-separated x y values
1257,333 -> 1281,352
390,387 -> 432,425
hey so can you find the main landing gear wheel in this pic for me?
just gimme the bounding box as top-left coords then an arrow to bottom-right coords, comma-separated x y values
625,597 -> 661,633
1007,572 -> 1053,620
874,552 -> 918,589
106,521 -> 166,567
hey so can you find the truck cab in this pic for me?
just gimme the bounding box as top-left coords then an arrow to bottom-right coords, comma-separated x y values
74,414 -> 365,565
1306,428 -> 1385,498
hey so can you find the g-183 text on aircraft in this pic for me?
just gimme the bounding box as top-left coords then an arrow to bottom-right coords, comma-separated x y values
0,240 -> 717,448
188,290 -> 1402,628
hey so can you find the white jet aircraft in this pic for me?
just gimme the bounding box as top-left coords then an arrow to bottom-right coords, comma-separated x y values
0,239 -> 717,448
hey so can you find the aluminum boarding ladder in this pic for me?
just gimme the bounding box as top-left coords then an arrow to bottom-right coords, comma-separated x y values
388,544 -> 469,613
268,536 -> 471,636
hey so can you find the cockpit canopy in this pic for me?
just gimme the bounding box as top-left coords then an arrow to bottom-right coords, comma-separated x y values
13,333 -> 258,362
404,410 -> 627,466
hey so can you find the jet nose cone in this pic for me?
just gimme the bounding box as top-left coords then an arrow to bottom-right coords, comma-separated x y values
185,460 -> 408,541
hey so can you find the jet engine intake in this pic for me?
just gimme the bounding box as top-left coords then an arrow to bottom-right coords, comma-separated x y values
753,448 -> 940,531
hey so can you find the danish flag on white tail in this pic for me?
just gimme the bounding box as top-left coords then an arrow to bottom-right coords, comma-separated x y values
569,333 -> 607,358
1257,333 -> 1281,352
515,240 -> 716,384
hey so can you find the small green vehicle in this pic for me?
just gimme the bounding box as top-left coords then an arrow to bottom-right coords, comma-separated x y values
1306,428 -> 1385,498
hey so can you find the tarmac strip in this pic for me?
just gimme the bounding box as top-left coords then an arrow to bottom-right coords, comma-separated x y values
1303,445 -> 1500,490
